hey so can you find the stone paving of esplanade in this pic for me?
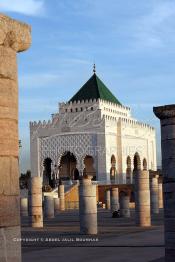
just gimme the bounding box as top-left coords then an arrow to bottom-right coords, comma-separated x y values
22,208 -> 165,262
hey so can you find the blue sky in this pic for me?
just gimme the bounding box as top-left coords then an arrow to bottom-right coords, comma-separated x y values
1,0 -> 175,172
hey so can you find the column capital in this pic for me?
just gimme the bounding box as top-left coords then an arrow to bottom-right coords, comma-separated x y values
0,13 -> 31,52
153,104 -> 175,120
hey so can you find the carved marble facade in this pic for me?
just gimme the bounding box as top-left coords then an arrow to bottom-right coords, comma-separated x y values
30,73 -> 157,185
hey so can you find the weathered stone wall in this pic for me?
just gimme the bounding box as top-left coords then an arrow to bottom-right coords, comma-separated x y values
0,14 -> 31,262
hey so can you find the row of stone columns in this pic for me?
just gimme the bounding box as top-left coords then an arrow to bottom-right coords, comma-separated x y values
22,176 -> 98,235
135,170 -> 163,226
104,172 -> 163,226
23,177 -> 66,228
21,173 -> 162,243
105,188 -> 130,218
24,174 -> 163,234
20,171 -> 163,251
21,195 -> 60,219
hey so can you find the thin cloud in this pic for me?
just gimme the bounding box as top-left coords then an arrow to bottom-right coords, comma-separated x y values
133,1 -> 175,49
19,97 -> 57,114
0,0 -> 45,16
19,73 -> 61,89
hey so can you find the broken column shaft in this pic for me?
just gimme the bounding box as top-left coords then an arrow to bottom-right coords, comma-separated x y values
0,14 -> 31,262
110,188 -> 119,212
29,177 -> 43,228
135,169 -> 151,227
79,178 -> 97,235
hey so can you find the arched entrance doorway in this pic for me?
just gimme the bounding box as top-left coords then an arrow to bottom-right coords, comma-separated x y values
59,152 -> 79,181
133,152 -> 141,183
43,158 -> 52,188
110,155 -> 116,183
71,168 -> 80,180
134,152 -> 141,170
143,158 -> 147,170
83,155 -> 96,180
126,156 -> 132,184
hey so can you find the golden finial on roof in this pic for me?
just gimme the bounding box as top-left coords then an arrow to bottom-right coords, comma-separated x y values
93,63 -> 96,74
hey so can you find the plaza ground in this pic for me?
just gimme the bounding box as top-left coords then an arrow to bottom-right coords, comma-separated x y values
22,209 -> 165,262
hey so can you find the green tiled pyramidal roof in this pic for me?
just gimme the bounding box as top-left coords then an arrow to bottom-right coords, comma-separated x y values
69,73 -> 122,105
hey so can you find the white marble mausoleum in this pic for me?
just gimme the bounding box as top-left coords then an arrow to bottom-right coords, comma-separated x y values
30,68 -> 157,186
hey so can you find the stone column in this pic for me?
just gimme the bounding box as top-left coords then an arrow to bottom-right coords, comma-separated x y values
58,185 -> 65,211
135,170 -> 151,227
79,177 -> 97,235
120,195 -> 130,218
110,188 -> 119,212
0,14 -> 31,262
44,196 -> 54,219
154,105 -> 175,261
150,173 -> 159,214
30,177 -> 43,228
105,189 -> 111,210
54,198 -> 60,215
20,198 -> 28,217
158,177 -> 163,209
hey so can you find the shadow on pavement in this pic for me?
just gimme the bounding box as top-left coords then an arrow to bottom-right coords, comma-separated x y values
149,257 -> 164,262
